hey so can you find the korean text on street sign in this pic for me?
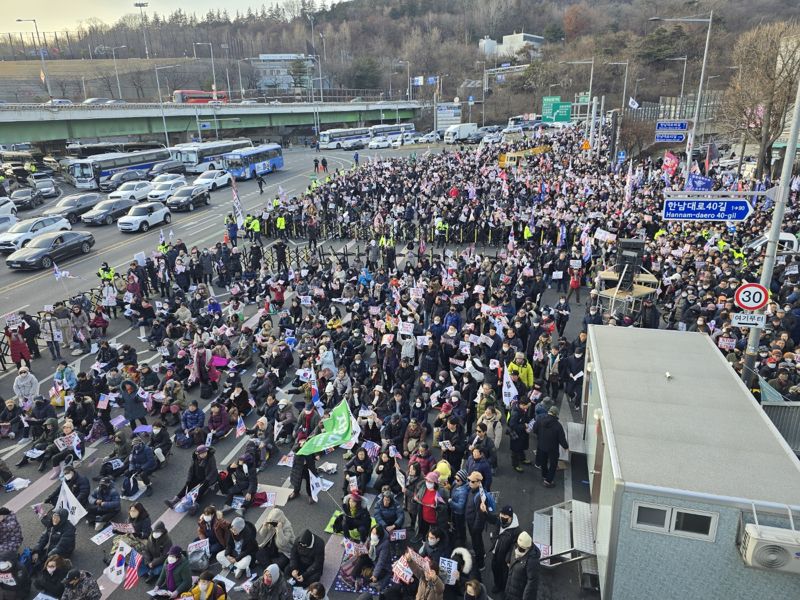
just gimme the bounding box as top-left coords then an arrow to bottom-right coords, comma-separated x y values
656,120 -> 689,131
734,283 -> 769,311
655,132 -> 687,144
730,312 -> 767,328
541,95 -> 561,120
662,199 -> 753,222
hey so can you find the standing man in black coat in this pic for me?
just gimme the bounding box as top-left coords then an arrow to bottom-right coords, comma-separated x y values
490,505 -> 520,594
19,311 -> 41,359
505,531 -> 540,600
464,471 -> 490,571
561,347 -> 585,409
533,406 -> 569,488
507,397 -> 534,473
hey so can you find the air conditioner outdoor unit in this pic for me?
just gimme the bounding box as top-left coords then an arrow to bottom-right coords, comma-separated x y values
740,523 -> 800,574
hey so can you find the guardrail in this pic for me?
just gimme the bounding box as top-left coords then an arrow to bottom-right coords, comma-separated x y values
0,100 -> 422,111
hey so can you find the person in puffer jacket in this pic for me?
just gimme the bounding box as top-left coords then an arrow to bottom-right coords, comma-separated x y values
125,437 -> 158,496
287,529 -> 324,587
206,402 -> 230,440
0,508 -> 23,555
33,508 -> 76,567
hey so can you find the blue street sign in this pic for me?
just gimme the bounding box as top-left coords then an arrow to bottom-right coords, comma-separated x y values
655,132 -> 686,143
468,95 -> 474,106
656,120 -> 689,131
662,198 -> 753,222
199,122 -> 211,130
617,150 -> 626,162
501,62 -> 511,68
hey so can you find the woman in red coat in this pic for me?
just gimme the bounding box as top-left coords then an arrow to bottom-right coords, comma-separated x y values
6,325 -> 31,369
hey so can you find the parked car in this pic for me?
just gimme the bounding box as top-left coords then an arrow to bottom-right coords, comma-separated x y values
82,98 -> 112,105
152,173 -> 187,184
239,100 -> 259,105
42,193 -> 101,224
341,139 -> 365,150
105,99 -> 127,105
117,202 -> 171,233
418,132 -> 441,143
481,133 -> 503,144
146,159 -> 186,179
81,198 -> 136,226
0,216 -> 71,254
32,177 -> 59,198
147,180 -> 185,202
368,136 -> 390,149
166,185 -> 210,212
10,188 -> 44,210
3,162 -> 28,181
109,180 -> 153,201
0,198 -> 18,216
99,170 -> 141,192
0,215 -> 19,233
42,99 -> 72,106
463,132 -> 484,145
6,230 -> 94,270
194,169 -> 232,192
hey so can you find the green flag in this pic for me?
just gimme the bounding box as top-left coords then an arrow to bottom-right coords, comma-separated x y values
296,400 -> 353,456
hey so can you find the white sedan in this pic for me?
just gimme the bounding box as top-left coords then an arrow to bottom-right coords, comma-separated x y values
117,202 -> 171,233
147,180 -> 185,202
108,180 -> 153,201
368,136 -> 391,149
194,169 -> 232,192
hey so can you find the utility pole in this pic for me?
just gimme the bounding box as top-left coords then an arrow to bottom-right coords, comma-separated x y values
111,45 -> 126,99
742,76 -> 800,388
588,96 -> 598,152
134,2 -> 150,59
16,19 -> 51,98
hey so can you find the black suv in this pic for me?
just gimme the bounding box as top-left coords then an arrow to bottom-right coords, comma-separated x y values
147,160 -> 186,179
166,185 -> 210,212
42,193 -> 102,224
99,170 -> 141,192
10,188 -> 44,210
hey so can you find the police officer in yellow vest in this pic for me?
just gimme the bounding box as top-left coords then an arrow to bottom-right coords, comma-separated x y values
523,225 -> 533,242
243,215 -> 254,241
276,213 -> 287,239
248,214 -> 262,246
435,217 -> 449,248
97,262 -> 115,282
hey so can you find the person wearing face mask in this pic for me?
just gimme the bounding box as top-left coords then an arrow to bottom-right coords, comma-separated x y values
184,570 -> 228,599
533,406 -> 569,489
44,465 -> 90,508
504,531 -> 540,600
139,521 -> 172,584
0,552 -> 29,599
32,508 -> 76,569
34,553 -> 71,598
463,578 -> 490,600
562,346 -> 585,409
148,420 -> 173,464
86,476 -> 121,531
489,506 -> 519,594
154,545 -> 192,598
287,529 -> 324,588
220,454 -> 258,517
414,471 -> 450,541
352,525 -> 392,592
248,564 -> 291,600
59,567 -> 100,600
40,310 -> 63,360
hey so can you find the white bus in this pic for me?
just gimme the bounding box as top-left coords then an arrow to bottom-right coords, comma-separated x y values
370,123 -> 416,141
169,139 -> 252,174
64,148 -> 171,190
318,127 -> 372,150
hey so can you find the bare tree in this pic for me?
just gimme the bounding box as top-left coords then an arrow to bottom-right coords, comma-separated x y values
94,69 -> 117,98
721,23 -> 800,178
128,69 -> 149,100
620,120 -> 654,157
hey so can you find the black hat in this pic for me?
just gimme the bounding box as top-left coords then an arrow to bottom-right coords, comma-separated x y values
63,568 -> 82,585
500,505 -> 514,517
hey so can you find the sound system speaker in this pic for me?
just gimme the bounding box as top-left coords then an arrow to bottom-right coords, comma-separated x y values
615,238 -> 645,289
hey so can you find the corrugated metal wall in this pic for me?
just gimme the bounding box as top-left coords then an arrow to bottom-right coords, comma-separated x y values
763,402 -> 800,455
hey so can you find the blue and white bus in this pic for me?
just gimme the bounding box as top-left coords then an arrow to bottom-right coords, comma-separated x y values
370,122 -> 416,141
169,139 -> 252,174
319,127 -> 372,150
222,144 -> 284,180
64,148 -> 171,190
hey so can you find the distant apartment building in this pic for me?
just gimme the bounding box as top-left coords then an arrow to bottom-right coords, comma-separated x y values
248,54 -> 315,90
479,33 -> 544,58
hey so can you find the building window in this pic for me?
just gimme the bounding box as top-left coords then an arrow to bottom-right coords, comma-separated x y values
631,502 -> 718,542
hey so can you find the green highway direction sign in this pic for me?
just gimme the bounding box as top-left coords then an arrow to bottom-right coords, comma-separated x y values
542,95 -> 561,120
578,92 -> 590,104
542,101 -> 572,123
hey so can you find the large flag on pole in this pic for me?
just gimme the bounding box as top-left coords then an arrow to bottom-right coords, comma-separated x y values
55,480 -> 88,525
231,180 -> 244,227
297,400 -> 353,456
502,367 -> 518,408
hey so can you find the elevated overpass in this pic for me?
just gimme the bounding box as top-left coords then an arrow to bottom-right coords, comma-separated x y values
0,101 -> 421,144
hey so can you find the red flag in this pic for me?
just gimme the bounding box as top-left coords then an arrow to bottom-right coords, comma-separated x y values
123,549 -> 142,590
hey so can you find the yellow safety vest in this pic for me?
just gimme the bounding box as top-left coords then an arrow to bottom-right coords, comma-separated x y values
523,225 -> 533,240
248,219 -> 261,233
276,216 -> 286,230
273,199 -> 280,208
157,243 -> 169,255
98,267 -> 115,281
654,229 -> 667,240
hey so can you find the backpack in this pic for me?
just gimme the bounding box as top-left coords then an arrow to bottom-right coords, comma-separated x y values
121,474 -> 140,497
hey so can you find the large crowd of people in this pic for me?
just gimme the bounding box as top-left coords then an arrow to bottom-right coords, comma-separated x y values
0,120 -> 797,600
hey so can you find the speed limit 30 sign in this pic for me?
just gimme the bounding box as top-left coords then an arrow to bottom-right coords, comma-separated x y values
734,283 -> 769,311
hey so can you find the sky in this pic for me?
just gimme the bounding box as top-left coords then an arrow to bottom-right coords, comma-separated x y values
12,1 -> 334,31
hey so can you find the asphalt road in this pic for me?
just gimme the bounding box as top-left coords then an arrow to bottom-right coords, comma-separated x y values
0,145 -> 597,600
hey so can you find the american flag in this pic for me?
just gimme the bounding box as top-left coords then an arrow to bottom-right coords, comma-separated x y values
123,549 -> 142,590
361,439 -> 380,462
236,415 -> 246,438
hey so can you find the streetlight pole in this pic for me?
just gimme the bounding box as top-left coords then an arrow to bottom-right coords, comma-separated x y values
194,42 -> 217,100
650,12 -> 713,175
111,45 -> 126,99
319,32 -> 327,62
134,2 -> 150,59
398,60 -> 411,101
154,65 -> 178,147
221,43 -> 232,102
16,19 -> 51,98
478,60 -> 486,127
665,56 -> 688,104
237,59 -> 248,100
742,76 -> 800,388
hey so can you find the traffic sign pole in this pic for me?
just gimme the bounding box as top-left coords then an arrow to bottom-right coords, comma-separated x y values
742,76 -> 800,388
